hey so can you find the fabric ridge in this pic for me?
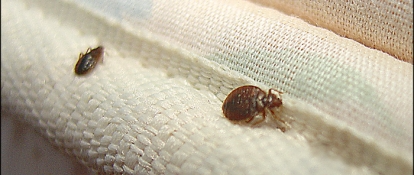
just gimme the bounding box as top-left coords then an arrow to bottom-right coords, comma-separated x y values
1,0 -> 412,174
248,0 -> 413,63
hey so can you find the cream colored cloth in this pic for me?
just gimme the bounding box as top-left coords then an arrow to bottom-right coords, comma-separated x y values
1,0 -> 412,174
249,0 -> 413,63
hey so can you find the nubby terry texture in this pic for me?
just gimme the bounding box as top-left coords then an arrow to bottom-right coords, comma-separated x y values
1,0 -> 412,174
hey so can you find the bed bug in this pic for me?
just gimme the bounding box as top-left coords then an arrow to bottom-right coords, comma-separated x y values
222,85 -> 286,129
74,46 -> 104,75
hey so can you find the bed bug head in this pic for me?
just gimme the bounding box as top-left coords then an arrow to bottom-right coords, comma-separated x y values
265,88 -> 282,108
90,46 -> 104,58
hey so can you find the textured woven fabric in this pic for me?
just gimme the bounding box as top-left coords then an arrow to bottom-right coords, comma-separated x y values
1,0 -> 412,174
249,0 -> 414,63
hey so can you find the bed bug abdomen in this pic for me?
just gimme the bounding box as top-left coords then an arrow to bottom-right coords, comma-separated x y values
74,46 -> 104,75
222,85 -> 267,121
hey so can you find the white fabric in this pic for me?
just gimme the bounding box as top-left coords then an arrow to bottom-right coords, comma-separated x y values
248,0 -> 414,63
1,0 -> 412,174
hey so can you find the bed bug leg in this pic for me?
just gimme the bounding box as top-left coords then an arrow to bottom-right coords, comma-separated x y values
269,109 -> 288,132
272,111 -> 286,124
270,88 -> 283,95
247,112 -> 266,126
245,116 -> 255,123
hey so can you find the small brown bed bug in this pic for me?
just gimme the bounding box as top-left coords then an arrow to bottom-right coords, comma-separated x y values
222,85 -> 286,129
74,46 -> 104,75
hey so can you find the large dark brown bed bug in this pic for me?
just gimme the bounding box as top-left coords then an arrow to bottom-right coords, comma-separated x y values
74,46 -> 104,75
222,85 -> 286,129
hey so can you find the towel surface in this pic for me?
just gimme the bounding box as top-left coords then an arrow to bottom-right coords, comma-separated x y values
1,0 -> 412,174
